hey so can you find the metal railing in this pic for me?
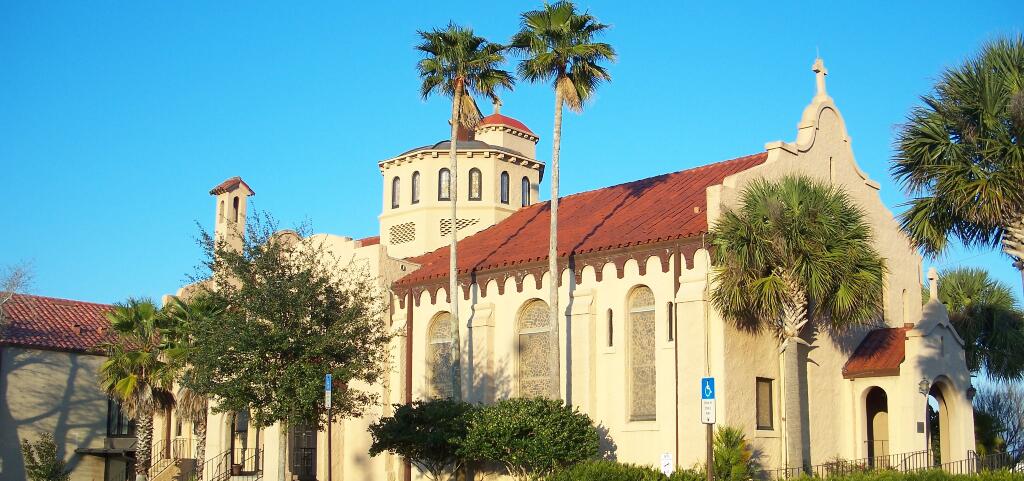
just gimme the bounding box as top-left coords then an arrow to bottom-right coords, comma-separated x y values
205,448 -> 264,481
149,438 -> 192,479
938,449 -> 1023,475
766,449 -> 1023,479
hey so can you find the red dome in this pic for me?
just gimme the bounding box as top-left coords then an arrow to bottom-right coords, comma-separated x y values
479,113 -> 535,136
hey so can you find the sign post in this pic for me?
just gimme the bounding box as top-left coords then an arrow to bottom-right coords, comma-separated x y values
325,373 -> 333,481
701,377 -> 716,481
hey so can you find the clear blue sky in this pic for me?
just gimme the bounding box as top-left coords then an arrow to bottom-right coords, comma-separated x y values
1,1 -> 1020,304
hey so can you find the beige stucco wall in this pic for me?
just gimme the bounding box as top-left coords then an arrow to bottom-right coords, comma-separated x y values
0,347 -> 111,481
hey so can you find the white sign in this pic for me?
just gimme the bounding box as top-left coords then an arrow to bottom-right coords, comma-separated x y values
660,453 -> 674,475
701,377 -> 716,424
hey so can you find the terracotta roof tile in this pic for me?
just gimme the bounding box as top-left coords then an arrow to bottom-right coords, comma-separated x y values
842,327 -> 908,379
209,176 -> 255,196
479,113 -> 535,136
398,152 -> 767,286
1,293 -> 114,354
358,236 -> 380,247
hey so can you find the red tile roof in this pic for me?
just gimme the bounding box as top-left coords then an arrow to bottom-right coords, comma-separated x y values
479,113 -> 535,136
209,176 -> 255,196
358,236 -> 381,247
1,293 -> 114,354
842,327 -> 908,379
398,152 -> 768,286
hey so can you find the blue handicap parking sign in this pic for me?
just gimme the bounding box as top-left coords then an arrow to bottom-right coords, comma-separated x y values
701,377 -> 715,400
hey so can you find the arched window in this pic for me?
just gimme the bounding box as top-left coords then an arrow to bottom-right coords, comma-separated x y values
391,176 -> 401,209
427,313 -> 454,399
500,171 -> 510,204
219,200 -> 225,223
232,196 -> 240,223
411,171 -> 421,204
521,177 -> 531,207
438,168 -> 451,201
629,286 -> 656,420
518,299 -> 555,398
468,168 -> 482,201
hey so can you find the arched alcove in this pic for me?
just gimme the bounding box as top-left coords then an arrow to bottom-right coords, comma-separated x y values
865,387 -> 890,460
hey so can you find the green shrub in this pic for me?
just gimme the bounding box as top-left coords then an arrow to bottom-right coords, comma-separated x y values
368,399 -> 476,481
21,433 -> 70,481
459,397 -> 600,481
711,426 -> 758,481
548,460 -> 666,481
668,468 -> 705,481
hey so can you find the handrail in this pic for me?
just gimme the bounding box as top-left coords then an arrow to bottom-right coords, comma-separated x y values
765,448 -> 1023,479
148,438 -> 192,479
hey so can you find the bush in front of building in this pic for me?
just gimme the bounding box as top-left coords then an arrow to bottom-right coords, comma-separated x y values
790,469 -> 1024,481
20,433 -> 70,481
459,397 -> 600,481
548,460 -> 669,481
712,426 -> 759,481
368,398 -> 476,481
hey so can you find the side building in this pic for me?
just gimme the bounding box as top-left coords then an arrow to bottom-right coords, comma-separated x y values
0,293 -> 136,481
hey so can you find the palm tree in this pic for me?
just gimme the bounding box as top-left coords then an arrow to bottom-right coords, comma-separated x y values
892,35 -> 1024,294
930,267 -> 1024,380
416,24 -> 514,398
510,0 -> 614,397
163,295 -> 225,481
99,299 -> 176,481
709,176 -> 887,472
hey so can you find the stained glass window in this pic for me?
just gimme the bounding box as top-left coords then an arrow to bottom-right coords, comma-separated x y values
469,168 -> 482,201
500,171 -> 510,204
629,286 -> 656,420
411,171 -> 420,204
518,300 -> 555,398
428,313 -> 454,399
521,177 -> 531,206
438,169 -> 451,201
391,177 -> 400,209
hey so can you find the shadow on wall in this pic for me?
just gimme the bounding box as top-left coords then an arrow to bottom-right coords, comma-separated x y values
0,348 -> 108,480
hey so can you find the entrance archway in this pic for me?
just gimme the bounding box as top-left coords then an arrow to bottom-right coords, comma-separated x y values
927,382 -> 952,465
865,387 -> 890,461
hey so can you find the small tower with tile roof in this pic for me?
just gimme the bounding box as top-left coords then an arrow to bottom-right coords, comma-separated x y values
209,176 -> 254,252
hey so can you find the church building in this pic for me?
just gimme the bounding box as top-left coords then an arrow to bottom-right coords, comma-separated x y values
168,60 -> 976,481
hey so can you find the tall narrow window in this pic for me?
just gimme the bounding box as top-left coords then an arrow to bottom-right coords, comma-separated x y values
427,313 -> 454,399
518,300 -> 556,398
219,200 -> 225,223
521,177 -> 531,207
391,176 -> 401,209
232,196 -> 240,222
607,309 -> 614,347
756,377 -> 774,430
411,171 -> 421,204
107,398 -> 136,437
469,168 -> 482,201
666,302 -> 674,342
500,171 -> 510,204
439,169 -> 451,201
629,286 -> 656,420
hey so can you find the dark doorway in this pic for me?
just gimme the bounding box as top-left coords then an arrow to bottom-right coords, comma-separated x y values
865,387 -> 890,462
289,426 -> 317,480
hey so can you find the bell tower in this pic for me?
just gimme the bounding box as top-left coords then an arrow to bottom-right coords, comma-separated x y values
209,176 -> 254,251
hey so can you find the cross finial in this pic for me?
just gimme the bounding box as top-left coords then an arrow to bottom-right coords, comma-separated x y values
493,98 -> 502,114
812,58 -> 829,98
927,267 -> 939,301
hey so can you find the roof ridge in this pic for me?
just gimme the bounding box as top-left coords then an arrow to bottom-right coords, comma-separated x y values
10,292 -> 114,308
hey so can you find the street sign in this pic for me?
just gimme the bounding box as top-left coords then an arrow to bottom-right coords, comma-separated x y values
701,377 -> 716,424
325,373 -> 333,410
660,453 -> 674,476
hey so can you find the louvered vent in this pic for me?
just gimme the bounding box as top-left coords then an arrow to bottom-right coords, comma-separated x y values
439,218 -> 480,237
389,222 -> 416,244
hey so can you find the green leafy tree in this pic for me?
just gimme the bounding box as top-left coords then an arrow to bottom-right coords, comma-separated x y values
459,397 -> 599,481
21,433 -> 70,481
99,298 -> 176,481
510,1 -> 615,392
182,214 -> 391,479
163,295 -> 225,481
416,24 -> 514,399
709,176 -> 887,472
928,268 -> 1024,380
368,399 -> 475,481
974,383 -> 1024,456
892,35 -> 1024,293
711,427 -> 758,481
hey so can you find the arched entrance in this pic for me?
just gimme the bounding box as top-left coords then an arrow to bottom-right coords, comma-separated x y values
927,382 -> 952,465
865,387 -> 890,461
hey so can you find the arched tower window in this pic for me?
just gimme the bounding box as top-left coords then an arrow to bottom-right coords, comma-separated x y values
438,168 -> 451,201
629,286 -> 656,420
468,168 -> 482,201
427,313 -> 454,399
219,200 -> 225,223
518,299 -> 555,398
391,176 -> 401,209
232,196 -> 240,223
521,177 -> 531,207
500,171 -> 510,204
411,171 -> 421,204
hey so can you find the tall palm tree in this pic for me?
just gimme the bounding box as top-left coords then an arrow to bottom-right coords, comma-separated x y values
99,299 -> 176,481
709,176 -> 887,472
510,0 -> 614,397
892,35 -> 1024,294
416,24 -> 514,399
931,267 -> 1024,380
163,295 -> 224,481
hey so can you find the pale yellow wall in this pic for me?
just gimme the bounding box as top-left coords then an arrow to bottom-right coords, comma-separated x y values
0,347 -> 110,481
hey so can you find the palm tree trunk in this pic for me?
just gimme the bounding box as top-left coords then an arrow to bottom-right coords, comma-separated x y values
448,83 -> 464,401
195,416 -> 207,481
136,413 -> 153,481
781,278 -> 808,473
547,86 -> 564,400
1002,217 -> 1024,296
